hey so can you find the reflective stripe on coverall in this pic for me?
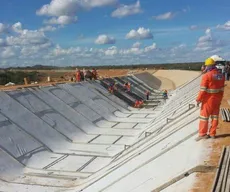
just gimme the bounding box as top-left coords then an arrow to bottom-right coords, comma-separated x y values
196,68 -> 225,136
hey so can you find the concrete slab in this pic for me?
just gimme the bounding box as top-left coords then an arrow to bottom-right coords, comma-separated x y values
129,114 -> 147,118
47,156 -> 92,171
59,84 -> 150,123
30,87 -> 139,136
113,122 -> 137,129
20,150 -> 63,169
114,136 -> 137,145
95,120 -> 117,128
0,121 -> 41,158
7,89 -> 95,143
81,157 -> 112,173
0,148 -> 24,181
91,136 -> 121,144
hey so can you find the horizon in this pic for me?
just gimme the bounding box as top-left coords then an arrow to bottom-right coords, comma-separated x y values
0,0 -> 230,67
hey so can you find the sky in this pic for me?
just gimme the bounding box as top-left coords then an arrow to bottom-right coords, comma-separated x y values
0,0 -> 230,67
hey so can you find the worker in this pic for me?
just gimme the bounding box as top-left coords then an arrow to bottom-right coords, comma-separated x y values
108,82 -> 116,94
163,90 -> 168,99
145,90 -> 150,100
92,68 -> 98,80
75,68 -> 81,82
83,68 -> 86,81
80,70 -> 84,81
196,57 -> 225,141
134,100 -> 141,108
124,82 -> 131,92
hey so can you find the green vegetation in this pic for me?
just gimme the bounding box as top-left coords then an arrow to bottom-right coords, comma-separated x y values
3,62 -> 203,71
0,71 -> 40,85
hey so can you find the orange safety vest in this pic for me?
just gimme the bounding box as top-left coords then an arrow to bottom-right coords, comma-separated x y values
196,68 -> 225,103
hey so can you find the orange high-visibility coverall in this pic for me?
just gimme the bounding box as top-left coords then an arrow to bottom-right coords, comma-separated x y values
196,68 -> 225,137
76,71 -> 81,82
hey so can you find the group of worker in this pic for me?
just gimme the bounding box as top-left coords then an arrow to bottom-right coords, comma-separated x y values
75,68 -> 98,82
196,55 -> 226,141
107,81 -> 146,108
108,82 -> 131,93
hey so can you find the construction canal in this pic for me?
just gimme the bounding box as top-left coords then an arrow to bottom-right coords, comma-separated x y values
0,72 -> 222,192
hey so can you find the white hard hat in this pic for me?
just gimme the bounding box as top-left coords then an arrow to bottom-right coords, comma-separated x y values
210,55 -> 225,62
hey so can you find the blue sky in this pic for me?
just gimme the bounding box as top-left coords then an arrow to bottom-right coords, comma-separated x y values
0,0 -> 230,67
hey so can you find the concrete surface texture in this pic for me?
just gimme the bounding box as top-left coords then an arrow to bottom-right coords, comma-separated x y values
0,70 -> 211,192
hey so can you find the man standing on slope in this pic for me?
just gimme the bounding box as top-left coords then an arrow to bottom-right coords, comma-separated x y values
196,57 -> 225,141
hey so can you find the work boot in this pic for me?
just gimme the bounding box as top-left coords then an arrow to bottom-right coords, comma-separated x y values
195,135 -> 209,141
209,135 -> 216,139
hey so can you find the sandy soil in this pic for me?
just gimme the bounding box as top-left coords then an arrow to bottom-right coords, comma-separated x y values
190,81 -> 230,192
155,76 -> 176,90
152,70 -> 201,88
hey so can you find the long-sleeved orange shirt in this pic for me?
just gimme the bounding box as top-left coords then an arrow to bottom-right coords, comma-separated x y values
196,68 -> 225,103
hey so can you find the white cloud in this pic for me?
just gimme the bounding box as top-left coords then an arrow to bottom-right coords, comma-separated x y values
144,43 -> 157,52
217,21 -> 230,30
0,21 -> 55,62
120,47 -> 143,55
0,47 -> 15,58
85,0 -> 117,8
36,0 -> 81,17
194,28 -> 226,52
153,12 -> 175,20
21,42 -> 53,56
126,27 -> 153,40
12,22 -> 23,33
95,34 -> 116,45
0,23 -> 9,34
52,45 -> 82,56
171,44 -> 187,53
39,25 -> 57,32
194,28 -> 212,51
36,0 -> 117,17
6,30 -> 50,46
104,46 -> 118,56
111,1 -> 142,18
132,42 -> 141,48
44,15 -> 78,25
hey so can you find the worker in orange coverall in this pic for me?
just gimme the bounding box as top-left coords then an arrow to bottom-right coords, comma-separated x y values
196,57 -> 225,141
75,68 -> 81,82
